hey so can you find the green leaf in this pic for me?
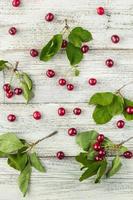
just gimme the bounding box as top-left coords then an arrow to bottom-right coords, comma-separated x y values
8,153 -> 28,171
20,81 -> 32,103
118,145 -> 128,155
75,153 -> 94,167
66,42 -> 83,66
87,147 -> 97,160
0,151 -> 7,158
40,34 -> 63,61
0,133 -> 24,153
0,60 -> 8,71
18,163 -> 31,197
95,159 -> 107,183
76,130 -> 98,151
93,105 -> 112,124
107,95 -> 124,116
107,156 -> 122,178
30,152 -> 46,172
74,68 -> 80,76
89,92 -> 114,106
123,98 -> 133,120
22,73 -> 32,90
68,27 -> 93,47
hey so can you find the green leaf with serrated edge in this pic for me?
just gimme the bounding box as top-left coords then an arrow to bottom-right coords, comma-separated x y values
66,42 -> 83,66
22,73 -> 32,90
123,98 -> 133,120
107,156 -> 122,178
0,133 -> 24,153
75,153 -> 93,167
40,34 -> 62,61
89,92 -> 114,106
0,60 -> 8,71
107,95 -> 124,116
76,130 -> 98,151
20,81 -> 32,103
95,159 -> 107,183
18,162 -> 31,197
30,152 -> 46,172
8,153 -> 28,171
93,105 -> 112,124
68,27 -> 93,47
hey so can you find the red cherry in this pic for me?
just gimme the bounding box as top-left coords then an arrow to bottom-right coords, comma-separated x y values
68,128 -> 77,136
56,151 -> 65,160
88,78 -> 97,86
97,134 -> 104,143
126,106 -> 133,115
58,79 -> 66,86
45,13 -> 54,22
73,108 -> 81,115
12,0 -> 20,7
98,149 -> 106,158
14,88 -> 23,95
9,27 -> 17,35
6,90 -> 14,98
67,84 -> 74,91
3,83 -> 10,92
93,142 -> 101,151
111,35 -> 120,44
46,69 -> 55,78
33,111 -> 42,120
58,107 -> 66,116
7,114 -> 16,122
117,120 -> 125,129
105,59 -> 114,68
123,151 -> 133,159
30,49 -> 38,57
95,156 -> 103,161
81,45 -> 89,53
97,7 -> 105,15
61,40 -> 68,48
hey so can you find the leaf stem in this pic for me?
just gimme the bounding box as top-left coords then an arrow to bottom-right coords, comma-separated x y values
118,136 -> 133,146
117,81 -> 133,93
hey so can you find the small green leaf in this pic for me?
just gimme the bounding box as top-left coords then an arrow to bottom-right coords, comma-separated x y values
40,34 -> 63,61
22,73 -> 32,90
18,163 -> 31,197
93,105 -> 112,124
118,145 -> 128,155
123,98 -> 133,120
0,60 -> 8,71
66,42 -> 83,66
107,156 -> 122,178
20,81 -> 32,103
30,152 -> 46,172
107,95 -> 124,116
75,153 -> 93,167
95,159 -> 107,183
76,130 -> 98,151
74,68 -> 80,76
89,92 -> 114,106
0,133 -> 24,153
8,153 -> 28,171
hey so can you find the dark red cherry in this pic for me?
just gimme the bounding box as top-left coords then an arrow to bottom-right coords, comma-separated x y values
6,91 -> 14,98
97,7 -> 105,15
14,88 -> 23,95
45,13 -> 54,22
58,79 -> 66,86
61,40 -> 68,48
123,151 -> 133,159
117,120 -> 125,129
68,128 -> 77,136
81,45 -> 89,53
33,111 -> 42,120
9,27 -> 17,35
3,83 -> 11,92
46,69 -> 55,78
111,35 -> 120,44
58,107 -> 66,116
97,134 -> 104,143
56,151 -> 65,160
93,142 -> 101,151
126,106 -> 133,115
7,114 -> 16,122
105,59 -> 114,68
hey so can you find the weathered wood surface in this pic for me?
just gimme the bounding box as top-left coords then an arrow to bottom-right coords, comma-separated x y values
0,0 -> 133,199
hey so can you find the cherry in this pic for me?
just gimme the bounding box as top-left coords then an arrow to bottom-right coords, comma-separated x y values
68,128 -> 77,136
3,83 -> 10,92
14,88 -> 23,95
12,0 -> 20,7
45,13 -> 54,22
58,107 -> 66,116
6,90 -> 14,98
46,69 -> 55,78
105,59 -> 114,68
58,78 -> 66,86
126,106 -> 133,115
93,142 -> 101,151
95,156 -> 103,161
9,27 -> 17,35
97,134 -> 104,143
117,120 -> 125,129
111,35 -> 120,44
56,151 -> 65,160
88,78 -> 97,86
7,114 -> 16,122
98,149 -> 106,158
61,40 -> 68,48
97,7 -> 105,15
33,111 -> 42,120
73,108 -> 81,115
81,45 -> 89,53
123,151 -> 133,159
67,84 -> 74,91
30,49 -> 38,57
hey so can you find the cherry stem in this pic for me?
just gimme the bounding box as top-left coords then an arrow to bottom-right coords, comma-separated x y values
117,81 -> 133,93
118,136 -> 133,146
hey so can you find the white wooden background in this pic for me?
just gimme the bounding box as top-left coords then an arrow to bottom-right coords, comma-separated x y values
0,0 -> 133,199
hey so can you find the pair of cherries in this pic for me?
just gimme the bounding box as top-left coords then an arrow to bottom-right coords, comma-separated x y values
3,83 -> 23,99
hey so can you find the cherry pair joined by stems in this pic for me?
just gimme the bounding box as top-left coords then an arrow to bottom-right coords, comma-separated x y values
58,107 -> 81,116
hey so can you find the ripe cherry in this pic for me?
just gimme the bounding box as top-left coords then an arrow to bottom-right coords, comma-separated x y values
3,83 -> 10,92
117,120 -> 125,129
46,69 -> 55,78
12,0 -> 20,7
14,88 -> 23,95
33,111 -> 41,120
9,27 -> 17,35
6,91 -> 14,98
97,7 -> 105,15
73,108 -> 81,115
88,78 -> 97,86
56,151 -> 65,160
95,156 -> 103,161
68,128 -> 77,136
123,151 -> 133,159
7,114 -> 16,122
45,13 -> 54,22
111,35 -> 120,44
58,79 -> 66,86
98,149 -> 106,158
93,142 -> 101,151
61,40 -> 68,48
67,84 -> 74,91
58,107 -> 66,116
97,134 -> 104,143
81,45 -> 89,53
30,49 -> 38,57
105,59 -> 114,68
126,106 -> 133,115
